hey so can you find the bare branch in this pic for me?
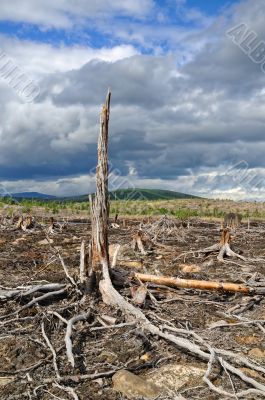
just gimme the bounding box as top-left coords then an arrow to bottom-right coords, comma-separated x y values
41,322 -> 60,379
65,312 -> 91,367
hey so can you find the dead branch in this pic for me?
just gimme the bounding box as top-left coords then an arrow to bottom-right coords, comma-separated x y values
65,311 -> 92,367
90,322 -> 135,332
57,253 -> 79,289
53,382 -> 79,400
47,311 -> 69,326
26,369 -> 123,385
41,322 -> 60,379
0,283 -> 66,301
111,244 -> 121,268
79,240 -> 87,284
0,286 -> 68,320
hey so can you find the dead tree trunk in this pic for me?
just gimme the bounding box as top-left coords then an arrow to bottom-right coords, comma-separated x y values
88,89 -> 111,292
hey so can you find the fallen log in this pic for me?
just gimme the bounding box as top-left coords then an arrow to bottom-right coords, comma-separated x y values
134,273 -> 265,295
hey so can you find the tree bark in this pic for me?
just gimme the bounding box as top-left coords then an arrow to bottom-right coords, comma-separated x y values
89,89 -> 111,291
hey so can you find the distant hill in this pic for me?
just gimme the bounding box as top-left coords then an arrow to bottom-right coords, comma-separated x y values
10,192 -> 57,200
1,189 -> 200,202
63,188 -> 200,202
108,188 -> 200,200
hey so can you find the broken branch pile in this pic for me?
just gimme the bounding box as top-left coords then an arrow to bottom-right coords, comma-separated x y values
141,215 -> 187,243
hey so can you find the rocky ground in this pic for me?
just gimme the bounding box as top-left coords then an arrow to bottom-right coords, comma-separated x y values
0,216 -> 265,399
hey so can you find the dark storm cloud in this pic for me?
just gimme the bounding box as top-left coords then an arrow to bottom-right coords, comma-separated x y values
0,0 -> 265,199
42,56 -> 177,110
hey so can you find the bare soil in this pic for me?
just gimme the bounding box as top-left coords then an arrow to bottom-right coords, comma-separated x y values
0,217 -> 265,399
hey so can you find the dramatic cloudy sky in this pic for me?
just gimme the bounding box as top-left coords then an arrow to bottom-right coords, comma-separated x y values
0,0 -> 264,200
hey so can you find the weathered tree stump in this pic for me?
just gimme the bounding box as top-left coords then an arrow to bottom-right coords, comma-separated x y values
131,230 -> 147,255
223,212 -> 242,229
47,217 -> 55,234
177,228 -> 245,262
217,228 -> 245,261
87,89 -> 111,293
16,216 -> 34,231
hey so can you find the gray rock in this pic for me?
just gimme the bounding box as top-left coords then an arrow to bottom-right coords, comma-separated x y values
112,369 -> 160,399
38,238 -> 53,245
147,363 -> 205,394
